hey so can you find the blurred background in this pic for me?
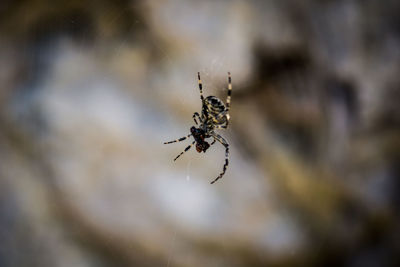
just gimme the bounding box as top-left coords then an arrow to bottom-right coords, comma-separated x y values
1,0 -> 400,266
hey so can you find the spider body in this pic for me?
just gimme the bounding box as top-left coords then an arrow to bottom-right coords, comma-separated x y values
202,96 -> 229,128
190,127 -> 210,153
164,72 -> 232,184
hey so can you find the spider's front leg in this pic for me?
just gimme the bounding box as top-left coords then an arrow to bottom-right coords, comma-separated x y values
210,132 -> 229,184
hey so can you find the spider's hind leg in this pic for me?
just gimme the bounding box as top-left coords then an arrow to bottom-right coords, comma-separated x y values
198,72 -> 204,102
212,72 -> 232,128
226,72 -> 232,110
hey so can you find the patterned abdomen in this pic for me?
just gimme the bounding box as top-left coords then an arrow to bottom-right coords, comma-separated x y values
203,96 -> 228,125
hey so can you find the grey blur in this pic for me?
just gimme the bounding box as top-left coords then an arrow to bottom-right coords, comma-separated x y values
0,1 -> 399,266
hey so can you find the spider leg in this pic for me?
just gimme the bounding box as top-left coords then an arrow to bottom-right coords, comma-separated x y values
198,72 -> 204,102
212,110 -> 229,128
213,110 -> 227,121
210,132 -> 229,184
164,134 -> 191,144
211,72 -> 232,127
210,138 -> 216,146
174,141 -> 196,161
226,72 -> 232,111
213,124 -> 228,130
192,112 -> 202,125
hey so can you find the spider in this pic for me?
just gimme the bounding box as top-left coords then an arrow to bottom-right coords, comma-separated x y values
164,72 -> 232,184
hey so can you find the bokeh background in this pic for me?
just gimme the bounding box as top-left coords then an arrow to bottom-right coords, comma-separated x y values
1,0 -> 400,266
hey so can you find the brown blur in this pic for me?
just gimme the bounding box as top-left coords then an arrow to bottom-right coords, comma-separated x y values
1,1 -> 399,266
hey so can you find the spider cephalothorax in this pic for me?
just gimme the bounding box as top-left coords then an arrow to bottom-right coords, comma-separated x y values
190,126 -> 210,153
164,72 -> 232,184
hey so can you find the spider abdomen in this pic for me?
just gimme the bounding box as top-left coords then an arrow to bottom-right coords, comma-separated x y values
202,96 -> 228,126
205,96 -> 226,113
